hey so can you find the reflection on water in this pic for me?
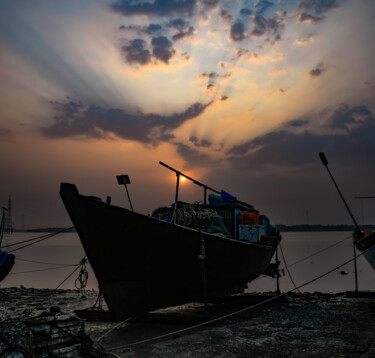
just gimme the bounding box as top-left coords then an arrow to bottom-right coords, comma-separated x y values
1,231 -> 374,293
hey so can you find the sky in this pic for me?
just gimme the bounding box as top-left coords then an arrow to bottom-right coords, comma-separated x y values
1,0 -> 375,229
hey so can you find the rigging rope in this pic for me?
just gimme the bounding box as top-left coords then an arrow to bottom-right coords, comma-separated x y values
108,247 -> 369,352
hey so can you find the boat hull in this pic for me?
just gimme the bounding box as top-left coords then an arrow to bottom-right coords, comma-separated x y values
60,183 -> 280,319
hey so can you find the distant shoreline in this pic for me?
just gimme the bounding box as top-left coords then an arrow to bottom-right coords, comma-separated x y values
11,224 -> 375,233
276,224 -> 375,232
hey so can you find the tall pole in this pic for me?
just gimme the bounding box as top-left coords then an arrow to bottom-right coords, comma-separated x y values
173,173 -> 180,224
319,152 -> 361,292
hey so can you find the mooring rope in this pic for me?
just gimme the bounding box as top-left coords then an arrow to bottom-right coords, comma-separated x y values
3,227 -> 74,253
279,243 -> 301,293
8,264 -> 78,275
108,248 -> 369,352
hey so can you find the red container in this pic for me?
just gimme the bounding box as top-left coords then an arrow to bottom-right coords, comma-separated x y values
237,211 -> 259,225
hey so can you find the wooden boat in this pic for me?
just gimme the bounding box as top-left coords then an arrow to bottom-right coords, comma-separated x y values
60,164 -> 281,319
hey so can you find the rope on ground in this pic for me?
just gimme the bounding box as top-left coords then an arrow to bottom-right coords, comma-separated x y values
108,247 -> 369,352
96,316 -> 133,343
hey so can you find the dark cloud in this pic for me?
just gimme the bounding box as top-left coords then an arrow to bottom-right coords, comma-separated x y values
200,71 -> 231,90
240,8 -> 252,16
42,99 -> 212,145
299,0 -> 341,15
0,128 -> 13,138
202,0 -> 219,8
172,26 -> 195,41
298,12 -> 324,23
227,104 -> 375,171
285,118 -> 309,128
220,9 -> 233,22
253,0 -> 274,15
220,95 -> 229,101
251,15 -> 284,41
111,0 -> 197,16
118,24 -> 163,35
327,104 -> 372,132
121,39 -> 152,66
298,0 -> 342,23
189,135 -> 212,148
175,142 -> 216,166
230,21 -> 246,42
168,18 -> 189,31
151,36 -> 174,63
309,62 -> 326,77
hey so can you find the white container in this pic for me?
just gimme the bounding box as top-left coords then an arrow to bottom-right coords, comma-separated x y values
239,225 -> 265,242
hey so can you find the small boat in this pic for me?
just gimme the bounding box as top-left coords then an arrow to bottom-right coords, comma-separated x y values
60,162 -> 281,319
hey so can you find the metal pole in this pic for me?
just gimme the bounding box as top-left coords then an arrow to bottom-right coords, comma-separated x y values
353,243 -> 358,292
173,173 -> 180,224
275,245 -> 280,295
124,184 -> 133,212
204,186 -> 207,205
319,153 -> 361,234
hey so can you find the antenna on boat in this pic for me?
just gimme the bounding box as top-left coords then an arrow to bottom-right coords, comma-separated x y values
116,175 -> 134,212
159,161 -> 221,223
319,152 -> 361,292
0,207 -> 7,248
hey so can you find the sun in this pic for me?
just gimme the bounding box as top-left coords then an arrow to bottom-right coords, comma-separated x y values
180,176 -> 186,182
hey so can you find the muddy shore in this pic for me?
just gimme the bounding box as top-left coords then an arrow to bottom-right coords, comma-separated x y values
1,287 -> 375,357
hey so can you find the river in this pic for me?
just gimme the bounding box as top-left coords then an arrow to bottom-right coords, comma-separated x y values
1,231 -> 374,293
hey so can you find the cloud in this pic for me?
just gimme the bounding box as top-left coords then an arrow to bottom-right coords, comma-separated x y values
297,0 -> 342,23
42,99 -> 212,145
172,26 -> 195,41
326,104 -> 372,132
111,0 -> 197,16
220,95 -> 229,101
240,8 -> 252,16
226,104 -> 375,171
251,14 -> 284,41
230,21 -> 246,42
202,0 -> 219,9
299,0 -> 341,15
168,18 -> 190,31
151,36 -> 175,63
294,34 -> 315,45
253,0 -> 275,15
119,24 -> 163,35
121,39 -> 152,66
189,135 -> 212,148
298,12 -> 324,23
309,62 -> 326,77
175,142 -> 216,166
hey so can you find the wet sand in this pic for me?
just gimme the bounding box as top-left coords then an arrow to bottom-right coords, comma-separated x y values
1,287 -> 375,357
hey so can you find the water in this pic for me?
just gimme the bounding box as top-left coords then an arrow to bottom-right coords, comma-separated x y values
1,231 -> 374,293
